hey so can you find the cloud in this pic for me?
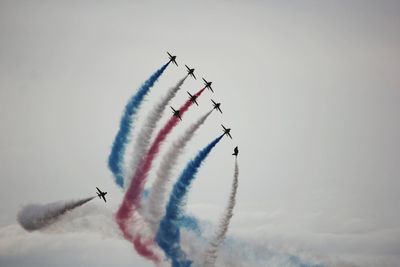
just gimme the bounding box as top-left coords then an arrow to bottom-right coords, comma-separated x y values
0,224 -> 153,267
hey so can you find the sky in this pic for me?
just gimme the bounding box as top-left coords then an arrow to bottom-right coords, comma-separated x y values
0,0 -> 400,266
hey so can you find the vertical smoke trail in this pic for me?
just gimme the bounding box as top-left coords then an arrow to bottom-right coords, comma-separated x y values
156,134 -> 224,267
108,62 -> 169,188
116,87 -> 207,263
202,157 -> 239,267
144,110 -> 213,233
17,196 -> 95,231
127,75 -> 188,188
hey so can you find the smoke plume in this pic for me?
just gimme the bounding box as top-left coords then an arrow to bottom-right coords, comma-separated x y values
17,196 -> 95,232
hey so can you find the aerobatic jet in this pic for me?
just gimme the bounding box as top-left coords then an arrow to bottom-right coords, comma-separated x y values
211,99 -> 222,113
167,52 -> 178,66
232,146 -> 239,156
221,124 -> 232,139
171,106 -> 182,120
187,91 -> 199,106
96,187 -> 107,203
185,65 -> 196,79
202,78 -> 214,92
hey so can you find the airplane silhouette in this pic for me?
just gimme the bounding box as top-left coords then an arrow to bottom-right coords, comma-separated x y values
96,187 -> 107,203
187,91 -> 199,106
211,99 -> 222,113
171,106 -> 182,120
221,124 -> 232,139
232,146 -> 239,156
202,78 -> 214,92
185,65 -> 196,79
167,52 -> 178,66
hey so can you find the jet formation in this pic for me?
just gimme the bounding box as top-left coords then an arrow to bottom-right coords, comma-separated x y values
95,53 -> 239,204
167,52 -> 237,153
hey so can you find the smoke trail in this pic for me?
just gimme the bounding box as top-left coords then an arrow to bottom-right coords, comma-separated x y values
127,75 -> 188,188
108,62 -> 169,188
17,196 -> 95,231
144,110 -> 213,233
156,134 -> 224,267
116,87 -> 207,263
203,157 -> 239,267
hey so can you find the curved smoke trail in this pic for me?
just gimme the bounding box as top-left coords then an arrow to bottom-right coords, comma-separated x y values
144,110 -> 213,233
17,196 -> 95,231
116,87 -> 207,263
127,75 -> 188,188
202,157 -> 239,267
108,62 -> 169,188
156,134 -> 224,267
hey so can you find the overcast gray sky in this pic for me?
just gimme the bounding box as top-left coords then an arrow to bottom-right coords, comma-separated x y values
1,1 -> 399,266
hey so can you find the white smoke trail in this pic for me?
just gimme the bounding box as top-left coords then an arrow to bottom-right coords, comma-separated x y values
125,76 -> 188,189
17,196 -> 95,232
143,110 -> 213,232
202,157 -> 239,267
43,202 -> 121,238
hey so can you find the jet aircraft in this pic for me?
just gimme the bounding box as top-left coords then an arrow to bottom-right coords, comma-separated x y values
232,146 -> 239,156
167,52 -> 178,66
211,99 -> 222,113
187,91 -> 199,106
202,78 -> 214,92
221,124 -> 232,139
185,65 -> 196,79
96,187 -> 107,203
171,106 -> 182,120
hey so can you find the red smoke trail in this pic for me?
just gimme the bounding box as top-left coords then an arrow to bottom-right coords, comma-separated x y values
116,87 -> 206,262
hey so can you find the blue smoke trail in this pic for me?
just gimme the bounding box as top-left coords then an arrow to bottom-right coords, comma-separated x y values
144,189 -> 202,233
156,134 -> 224,267
108,62 -> 169,188
180,214 -> 202,235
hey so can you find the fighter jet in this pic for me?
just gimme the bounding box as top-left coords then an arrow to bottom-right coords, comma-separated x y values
185,65 -> 196,79
167,52 -> 178,66
187,91 -> 199,106
232,146 -> 239,156
221,124 -> 232,139
96,187 -> 107,203
211,99 -> 222,113
202,78 -> 214,93
171,106 -> 182,120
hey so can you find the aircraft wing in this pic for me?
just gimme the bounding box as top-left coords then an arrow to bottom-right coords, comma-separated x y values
227,132 -> 232,139
217,107 -> 222,113
101,195 -> 106,203
209,86 -> 214,93
167,52 -> 172,57
202,78 -> 207,83
221,124 -> 227,131
96,187 -> 101,194
185,65 -> 190,70
192,73 -> 196,79
211,99 -> 217,105
173,60 -> 178,66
